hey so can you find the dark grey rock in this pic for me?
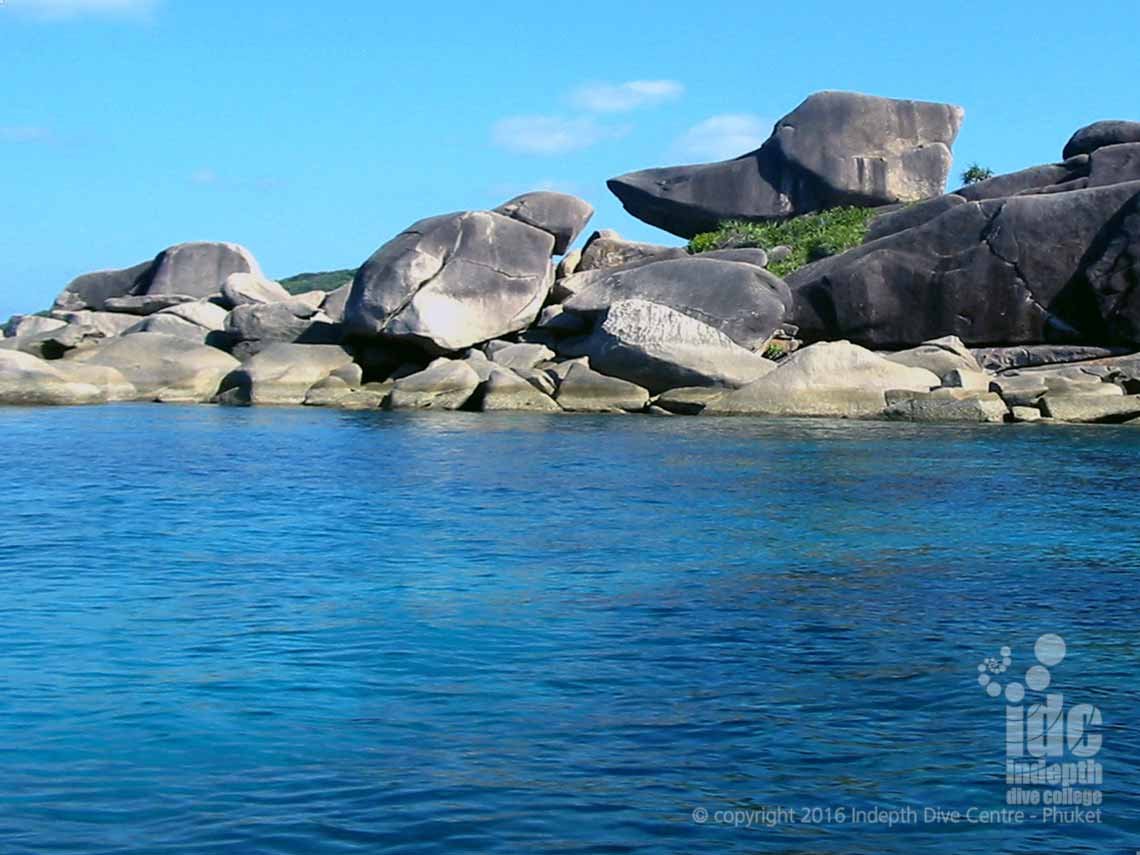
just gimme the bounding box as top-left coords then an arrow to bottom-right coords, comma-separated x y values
562,256 -> 788,349
1064,121 -> 1140,160
493,192 -> 594,255
866,195 -> 966,242
788,180 -> 1140,348
608,91 -> 964,238
954,158 -> 1089,202
972,345 -> 1128,372
53,260 -> 154,311
576,231 -> 687,272
103,293 -> 198,316
143,242 -> 262,298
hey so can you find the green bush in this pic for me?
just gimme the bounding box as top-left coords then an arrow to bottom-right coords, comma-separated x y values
688,206 -> 878,277
279,268 -> 356,295
960,163 -> 995,185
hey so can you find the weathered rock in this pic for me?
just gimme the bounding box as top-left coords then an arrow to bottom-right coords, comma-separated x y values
0,350 -> 106,405
331,362 -> 363,387
516,367 -> 557,396
345,211 -> 554,353
884,388 -> 1008,423
67,332 -> 240,403
493,192 -> 594,255
609,91 -> 964,238
705,341 -> 938,418
103,293 -> 197,316
1064,121 -> 1140,160
220,272 -> 292,307
1011,405 -> 1043,423
699,248 -> 771,268
576,231 -> 687,272
972,345 -> 1126,372
788,180 -> 1140,347
655,386 -> 726,415
553,362 -> 650,413
385,359 -> 481,410
225,300 -> 340,345
321,284 -> 352,323
885,336 -> 982,376
556,250 -> 582,279
5,316 -> 67,338
565,299 -> 778,393
866,195 -> 966,242
954,158 -> 1090,202
479,367 -> 562,412
486,341 -> 555,371
57,362 -> 137,401
561,257 -> 788,350
223,343 -> 354,406
51,311 -> 139,338
940,368 -> 992,391
0,323 -> 105,359
124,314 -> 213,343
536,305 -> 588,335
143,242 -> 262,298
1041,393 -> 1140,423
156,300 -> 229,332
53,260 -> 154,311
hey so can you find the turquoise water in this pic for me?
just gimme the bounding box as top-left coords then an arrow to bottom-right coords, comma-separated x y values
0,406 -> 1136,854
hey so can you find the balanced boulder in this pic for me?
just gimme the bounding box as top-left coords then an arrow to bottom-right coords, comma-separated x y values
220,272 -> 292,307
493,192 -> 594,255
1064,121 -> 1140,159
386,358 -> 481,410
345,211 -> 555,353
608,91 -> 964,238
223,343 -> 354,406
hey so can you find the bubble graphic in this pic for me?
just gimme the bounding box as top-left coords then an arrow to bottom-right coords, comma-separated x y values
979,674 -> 992,688
1026,665 -> 1051,692
1006,683 -> 1025,704
1001,646 -> 1012,657
1036,634 -> 1066,667
987,682 -> 1002,698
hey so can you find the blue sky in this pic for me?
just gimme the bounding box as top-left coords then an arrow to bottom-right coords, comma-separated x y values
1,0 -> 1137,319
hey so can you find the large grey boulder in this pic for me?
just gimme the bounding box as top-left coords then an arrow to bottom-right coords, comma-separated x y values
53,260 -> 154,311
0,350 -> 107,405
705,340 -> 938,418
486,341 -> 555,370
608,91 -> 964,238
971,345 -> 1126,372
143,242 -> 261,298
5,316 -> 67,338
51,311 -> 140,338
561,257 -> 788,350
1042,393 -> 1140,423
223,343 -> 354,406
67,332 -> 240,403
220,272 -> 292,307
553,363 -> 650,413
493,192 -> 594,255
124,314 -> 213,343
156,300 -> 229,331
884,388 -> 1008,423
0,322 -> 106,359
566,299 -> 777,393
788,180 -> 1140,347
225,300 -> 340,347
386,358 -> 481,410
345,211 -> 555,353
321,283 -> 352,323
1064,121 -> 1140,160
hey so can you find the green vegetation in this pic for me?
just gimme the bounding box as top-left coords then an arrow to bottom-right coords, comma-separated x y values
688,206 -> 878,277
279,268 -> 356,295
762,340 -> 789,361
960,163 -> 995,185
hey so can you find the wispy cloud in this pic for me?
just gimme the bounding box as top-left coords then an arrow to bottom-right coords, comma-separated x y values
491,116 -> 629,156
12,0 -> 157,19
189,168 -> 282,192
569,80 -> 685,113
673,114 -> 771,161
0,126 -> 54,144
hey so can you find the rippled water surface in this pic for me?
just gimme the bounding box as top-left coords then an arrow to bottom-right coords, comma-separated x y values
1,405 -> 1137,854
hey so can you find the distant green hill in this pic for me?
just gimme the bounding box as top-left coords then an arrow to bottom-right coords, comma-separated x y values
279,269 -> 356,295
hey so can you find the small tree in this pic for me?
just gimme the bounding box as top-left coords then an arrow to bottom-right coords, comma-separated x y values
961,163 -> 995,185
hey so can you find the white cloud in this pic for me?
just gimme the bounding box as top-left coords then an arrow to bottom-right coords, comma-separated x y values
569,80 -> 685,113
673,114 -> 771,161
13,0 -> 157,18
491,116 -> 629,156
0,126 -> 53,143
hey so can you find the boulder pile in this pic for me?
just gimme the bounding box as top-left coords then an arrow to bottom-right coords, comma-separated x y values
4,94 -> 1140,426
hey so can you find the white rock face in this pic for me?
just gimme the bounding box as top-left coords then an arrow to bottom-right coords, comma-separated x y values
0,350 -> 107,405
227,343 -> 355,406
706,340 -> 940,418
571,299 -> 778,393
386,359 -> 482,410
221,272 -> 292,307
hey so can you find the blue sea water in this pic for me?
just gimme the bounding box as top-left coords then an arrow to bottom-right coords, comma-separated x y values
0,405 -> 1137,854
